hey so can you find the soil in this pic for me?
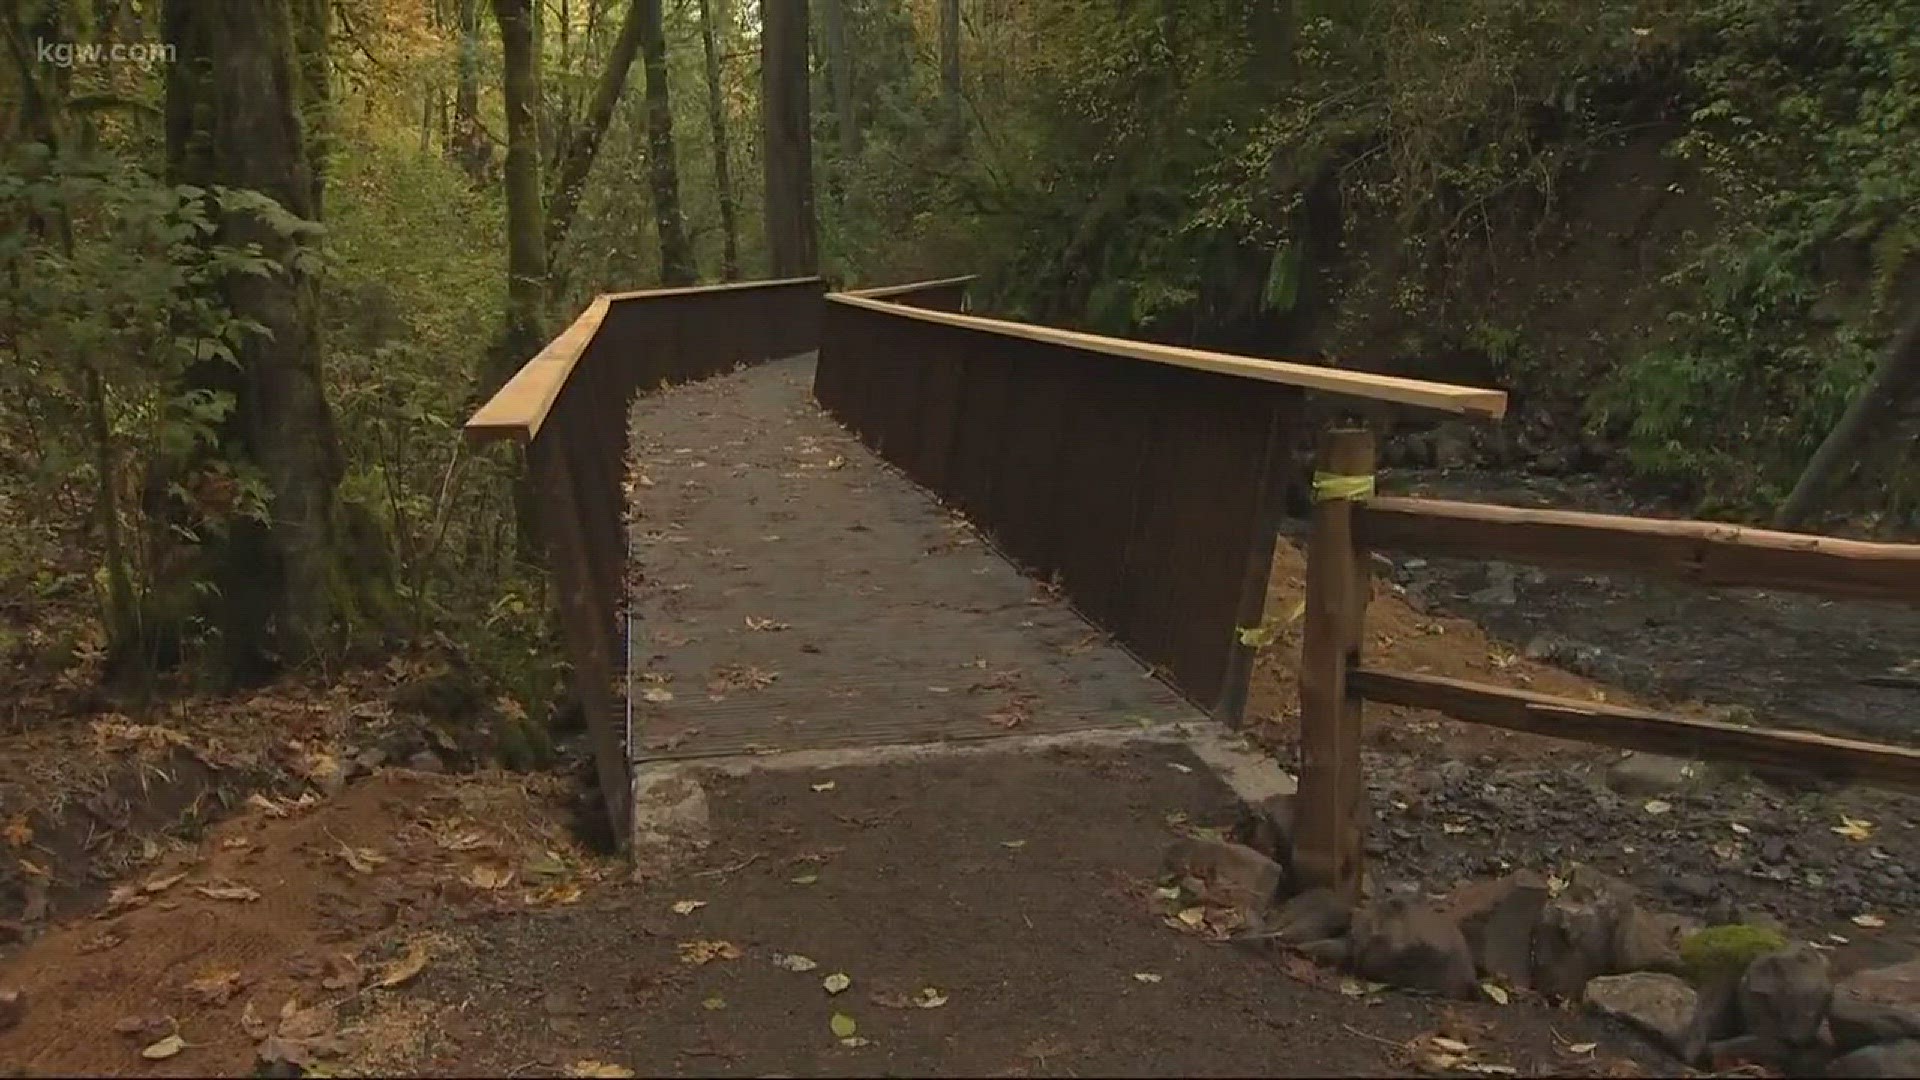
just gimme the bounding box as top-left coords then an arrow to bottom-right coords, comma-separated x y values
355,745 -> 1662,1079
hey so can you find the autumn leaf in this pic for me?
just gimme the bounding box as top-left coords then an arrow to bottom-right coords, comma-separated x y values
143,871 -> 188,894
1833,816 -> 1874,842
141,1034 -> 186,1060
678,940 -> 742,965
186,968 -> 245,1005
671,899 -> 707,915
565,1062 -> 636,1078
3,815 -> 31,848
823,972 -> 851,995
374,942 -> 430,989
464,864 -> 514,891
194,883 -> 261,902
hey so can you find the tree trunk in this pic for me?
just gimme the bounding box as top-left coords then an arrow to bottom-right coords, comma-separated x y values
1773,306 -> 1920,531
640,0 -> 694,284
293,0 -> 331,216
938,0 -> 962,153
761,0 -> 816,278
697,0 -> 739,280
544,0 -> 647,296
453,0 -> 492,182
162,0 -> 347,684
820,0 -> 858,159
489,0 -> 549,394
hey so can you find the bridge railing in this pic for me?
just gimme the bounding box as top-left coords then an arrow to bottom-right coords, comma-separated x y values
1296,424 -> 1920,899
464,277 -> 823,844
813,281 -> 1507,725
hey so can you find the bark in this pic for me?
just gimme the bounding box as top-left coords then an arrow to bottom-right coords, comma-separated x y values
1773,306 -> 1920,531
640,0 -> 694,284
938,0 -> 962,152
697,0 -> 739,279
490,0 -> 549,394
761,0 -> 817,277
544,0 -> 646,292
162,0 -> 348,684
820,0 -> 858,159
293,0 -> 331,215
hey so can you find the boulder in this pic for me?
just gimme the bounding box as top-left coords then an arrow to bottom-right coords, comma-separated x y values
1829,999 -> 1920,1053
1533,868 -> 1635,999
1613,908 -> 1699,975
1442,870 -> 1548,988
1160,838 -> 1285,916
1831,959 -> 1920,1051
1269,887 -> 1353,945
1708,1035 -> 1833,1078
1583,972 -> 1698,1053
1739,944 -> 1832,1047
1827,1040 -> 1920,1078
630,769 -> 710,849
1350,896 -> 1479,1000
1604,752 -> 1701,798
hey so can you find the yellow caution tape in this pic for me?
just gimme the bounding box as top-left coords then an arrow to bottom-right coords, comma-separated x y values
1311,471 -> 1375,503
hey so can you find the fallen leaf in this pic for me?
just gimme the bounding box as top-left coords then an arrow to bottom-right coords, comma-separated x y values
744,617 -> 790,632
1852,913 -> 1887,929
1431,1037 -> 1473,1054
464,865 -> 514,891
823,972 -> 852,995
641,688 -> 674,704
1176,907 -> 1206,928
679,940 -> 742,965
1442,822 -> 1469,834
277,1003 -> 337,1041
811,781 -> 836,792
790,872 -> 819,885
1132,972 -> 1162,984
1000,840 -> 1027,850
194,883 -> 261,902
143,871 -> 188,894
1833,816 -> 1875,842
773,953 -> 818,972
1643,799 -> 1673,816
1567,1043 -> 1598,1054
565,1062 -> 637,1078
830,1013 -> 858,1039
375,942 -> 430,988
671,899 -> 707,916
1729,822 -> 1752,835
2,816 -> 30,848
141,1035 -> 185,1060
240,1001 -> 271,1040
338,845 -> 386,874
1481,982 -> 1510,1005
186,968 -> 245,1005
914,987 -> 948,1008
702,996 -> 726,1011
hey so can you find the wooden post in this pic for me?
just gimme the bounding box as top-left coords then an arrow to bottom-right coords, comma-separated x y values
1293,426 -> 1374,900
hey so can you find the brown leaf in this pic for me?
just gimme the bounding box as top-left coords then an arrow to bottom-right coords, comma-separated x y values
276,1003 -> 337,1041
113,1014 -> 172,1042
186,968 -> 246,1006
194,882 -> 261,902
464,864 -> 514,891
141,1034 -> 186,1060
240,1000 -> 273,1041
143,871 -> 188,894
677,940 -> 743,966
3,816 -> 31,848
374,942 -> 430,989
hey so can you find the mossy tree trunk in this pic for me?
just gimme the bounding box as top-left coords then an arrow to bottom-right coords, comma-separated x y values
640,0 -> 694,285
697,0 -> 740,280
761,0 -> 817,278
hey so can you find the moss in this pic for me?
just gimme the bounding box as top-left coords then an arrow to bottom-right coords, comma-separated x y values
1679,924 -> 1787,985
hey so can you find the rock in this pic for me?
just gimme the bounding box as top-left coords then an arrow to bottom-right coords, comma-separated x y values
1269,887 -> 1353,945
1583,972 -> 1698,1052
1829,998 -> 1920,1053
1831,959 -> 1920,1051
1739,944 -> 1832,1046
1604,752 -> 1701,798
1442,870 -> 1548,988
352,747 -> 389,776
1681,975 -> 1749,1067
406,749 -> 447,774
1161,839 -> 1285,915
1664,872 -> 1718,905
1828,1041 -> 1920,1078
630,769 -> 710,848
1350,896 -> 1479,999
1709,1034 -> 1833,1077
1534,867 -> 1635,999
1613,908 -> 1699,975
0,986 -> 22,1033
1433,423 -> 1475,470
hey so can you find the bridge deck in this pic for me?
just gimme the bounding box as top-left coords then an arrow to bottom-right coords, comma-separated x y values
624,355 -> 1202,763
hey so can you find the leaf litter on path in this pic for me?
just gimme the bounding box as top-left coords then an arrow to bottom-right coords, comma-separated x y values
679,940 -> 742,965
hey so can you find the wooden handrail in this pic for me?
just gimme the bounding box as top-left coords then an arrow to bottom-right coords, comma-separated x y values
1356,497 -> 1920,604
841,275 -> 977,300
825,293 -> 1509,418
464,276 -> 824,445
1350,668 -> 1920,791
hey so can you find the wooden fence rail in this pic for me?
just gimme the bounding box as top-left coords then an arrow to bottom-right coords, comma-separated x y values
1294,426 -> 1920,899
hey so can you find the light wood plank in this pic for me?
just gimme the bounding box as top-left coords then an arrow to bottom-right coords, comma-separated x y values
825,293 -> 1509,418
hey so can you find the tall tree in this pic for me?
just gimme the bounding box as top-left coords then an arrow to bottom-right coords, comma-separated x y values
1774,306 -> 1920,530
938,0 -> 962,152
820,0 -> 859,159
761,0 -> 817,277
452,0 -> 492,183
160,0 -> 350,684
544,0 -> 647,297
697,0 -> 740,280
639,0 -> 694,284
489,0 -> 547,393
